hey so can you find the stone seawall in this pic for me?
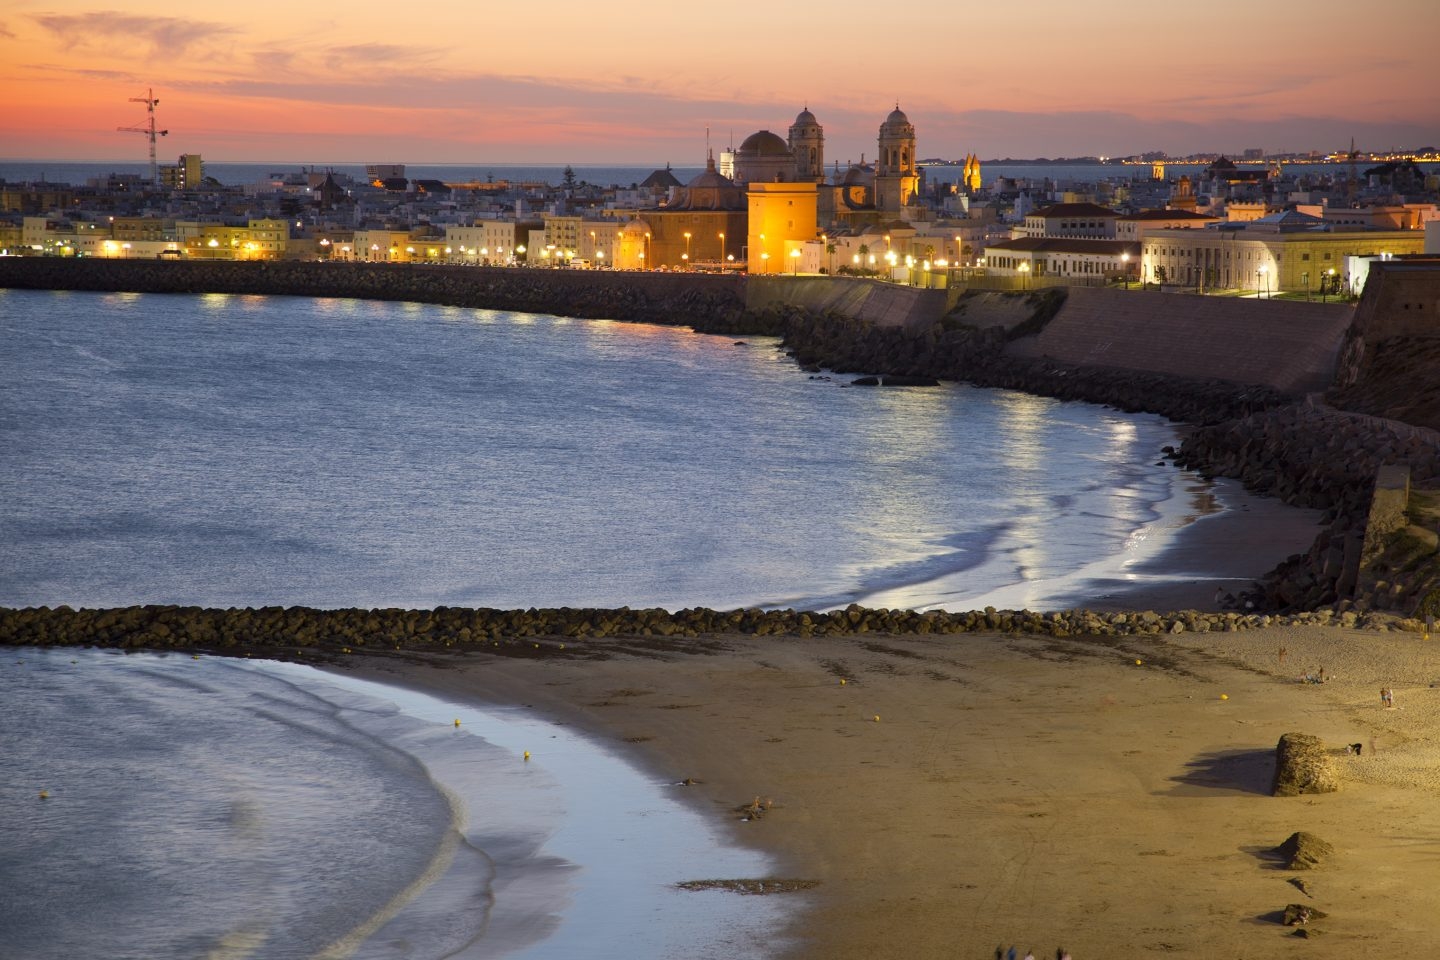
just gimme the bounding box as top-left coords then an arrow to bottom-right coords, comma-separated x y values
745,274 -> 946,330
1329,260 -> 1440,431
0,258 -> 764,334
1005,287 -> 1352,395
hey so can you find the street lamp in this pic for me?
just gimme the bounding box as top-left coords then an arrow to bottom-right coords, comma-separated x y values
596,249 -> 605,268
683,231 -> 692,266
1018,260 -> 1030,290
1323,267 -> 1336,302
320,237 -> 331,260
1258,264 -> 1269,299
761,251 -> 771,273
1121,251 -> 1130,289
790,248 -> 801,275
718,232 -> 726,265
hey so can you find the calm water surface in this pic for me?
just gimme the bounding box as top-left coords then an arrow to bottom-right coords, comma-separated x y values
1,288 -> 1195,611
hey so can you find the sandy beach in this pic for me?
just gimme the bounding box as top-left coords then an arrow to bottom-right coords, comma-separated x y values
341,620 -> 1440,959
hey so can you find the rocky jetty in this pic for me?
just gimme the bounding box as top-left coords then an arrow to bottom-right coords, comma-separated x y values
0,603 -> 1425,657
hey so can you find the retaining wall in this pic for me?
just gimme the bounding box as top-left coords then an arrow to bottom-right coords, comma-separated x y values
1005,286 -> 1353,395
745,274 -> 945,330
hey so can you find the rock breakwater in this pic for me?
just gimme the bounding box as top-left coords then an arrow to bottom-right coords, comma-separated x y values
0,603 -> 1423,657
1175,401 -> 1440,613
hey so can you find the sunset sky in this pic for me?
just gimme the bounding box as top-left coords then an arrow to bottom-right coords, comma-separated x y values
3,0 -> 1437,166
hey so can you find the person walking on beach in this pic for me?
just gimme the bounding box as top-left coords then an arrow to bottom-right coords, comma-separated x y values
1381,687 -> 1394,708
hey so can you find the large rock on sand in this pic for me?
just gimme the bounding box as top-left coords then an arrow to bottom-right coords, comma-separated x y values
1272,733 -> 1340,797
1274,831 -> 1335,869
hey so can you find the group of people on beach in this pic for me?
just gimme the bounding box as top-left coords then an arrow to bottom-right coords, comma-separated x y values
996,947 -> 1072,960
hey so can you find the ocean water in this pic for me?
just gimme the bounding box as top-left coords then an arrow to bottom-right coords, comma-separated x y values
0,648 -> 784,960
0,287 -> 1311,958
2,288 -> 1212,612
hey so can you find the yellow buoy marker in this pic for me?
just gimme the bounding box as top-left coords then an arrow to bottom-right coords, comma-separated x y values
840,678 -> 847,685
39,790 -> 49,800
1220,693 -> 1230,701
453,718 -> 461,728
1135,659 -> 1143,665
523,750 -> 531,761
873,715 -> 881,722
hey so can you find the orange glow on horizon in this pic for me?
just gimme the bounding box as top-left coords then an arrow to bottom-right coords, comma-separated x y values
2,0 -> 1436,163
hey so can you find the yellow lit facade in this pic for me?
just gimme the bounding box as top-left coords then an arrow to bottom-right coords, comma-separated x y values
1141,226 -> 1425,293
445,222 -> 526,264
746,182 -> 818,274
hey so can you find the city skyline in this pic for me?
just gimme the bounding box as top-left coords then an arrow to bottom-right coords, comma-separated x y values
3,0 -> 1437,166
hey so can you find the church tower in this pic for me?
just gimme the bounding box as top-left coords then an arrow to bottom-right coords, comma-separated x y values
788,107 -> 825,183
875,105 -> 919,213
963,154 -> 982,193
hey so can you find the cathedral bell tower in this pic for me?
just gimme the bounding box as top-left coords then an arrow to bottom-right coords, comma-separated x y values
788,107 -> 825,183
875,104 -> 919,213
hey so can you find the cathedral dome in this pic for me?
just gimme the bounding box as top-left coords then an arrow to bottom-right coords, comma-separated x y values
885,107 -> 909,125
738,130 -> 790,157
794,108 -> 817,125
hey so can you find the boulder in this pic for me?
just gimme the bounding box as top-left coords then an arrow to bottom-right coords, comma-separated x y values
1274,831 -> 1334,870
1272,733 -> 1340,797
1282,903 -> 1327,926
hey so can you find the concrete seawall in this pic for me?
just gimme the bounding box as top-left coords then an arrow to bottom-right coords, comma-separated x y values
1006,287 -> 1352,395
745,274 -> 945,330
0,258 -> 757,333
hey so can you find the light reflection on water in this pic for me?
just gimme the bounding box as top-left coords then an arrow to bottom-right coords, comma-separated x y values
0,287 -> 1291,612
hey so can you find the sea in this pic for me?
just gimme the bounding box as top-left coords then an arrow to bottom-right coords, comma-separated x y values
0,287 -> 1314,957
2,647 -> 785,960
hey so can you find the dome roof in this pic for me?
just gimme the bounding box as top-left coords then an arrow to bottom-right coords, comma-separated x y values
738,130 -> 790,157
686,166 -> 734,190
621,219 -> 651,238
842,163 -> 873,186
886,107 -> 909,125
794,108 -> 817,125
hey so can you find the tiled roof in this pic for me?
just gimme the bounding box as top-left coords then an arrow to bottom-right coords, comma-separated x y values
985,237 -> 1140,255
1117,209 -> 1219,221
1031,202 -> 1120,219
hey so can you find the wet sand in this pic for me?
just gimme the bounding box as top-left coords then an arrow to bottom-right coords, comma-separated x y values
342,621 -> 1440,959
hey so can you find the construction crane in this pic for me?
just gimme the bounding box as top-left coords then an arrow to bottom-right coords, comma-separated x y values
117,88 -> 168,187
